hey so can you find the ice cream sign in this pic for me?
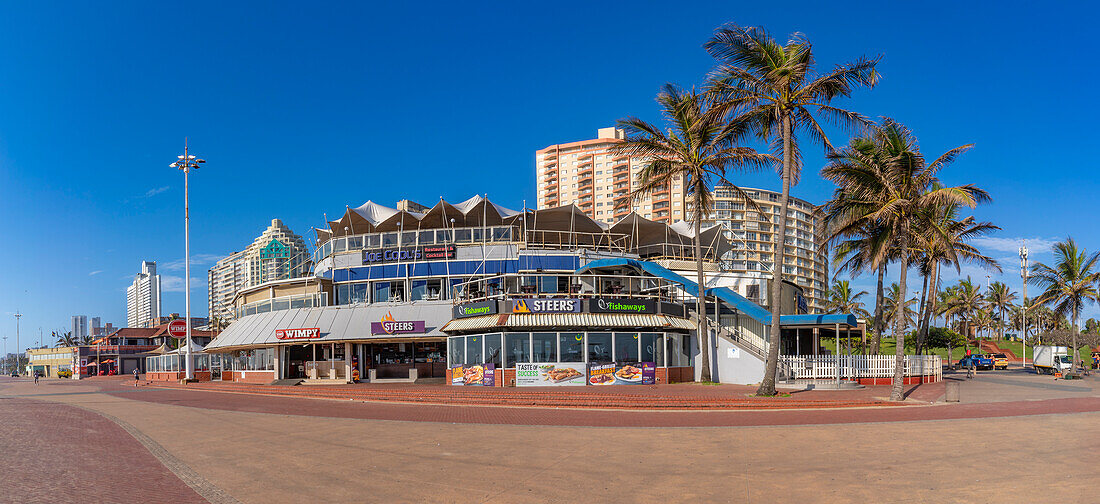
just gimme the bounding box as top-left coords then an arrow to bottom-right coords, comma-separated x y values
370,312 -> 426,335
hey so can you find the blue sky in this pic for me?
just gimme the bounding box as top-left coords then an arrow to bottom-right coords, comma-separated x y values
0,1 -> 1095,352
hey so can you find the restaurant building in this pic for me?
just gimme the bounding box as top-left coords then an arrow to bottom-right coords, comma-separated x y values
195,195 -> 933,388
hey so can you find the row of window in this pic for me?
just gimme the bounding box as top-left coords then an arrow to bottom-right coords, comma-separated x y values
446,332 -> 693,369
315,226 -> 515,264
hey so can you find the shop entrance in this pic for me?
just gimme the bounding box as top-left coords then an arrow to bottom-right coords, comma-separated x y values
361,341 -> 446,379
285,344 -> 312,379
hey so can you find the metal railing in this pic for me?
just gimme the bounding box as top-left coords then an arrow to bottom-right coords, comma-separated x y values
451,273 -> 690,305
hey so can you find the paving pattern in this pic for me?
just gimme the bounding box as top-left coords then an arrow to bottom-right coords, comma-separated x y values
0,388 -> 206,504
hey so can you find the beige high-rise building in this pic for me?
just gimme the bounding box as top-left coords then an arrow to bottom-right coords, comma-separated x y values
207,219 -> 311,324
709,185 -> 828,313
535,127 -> 687,225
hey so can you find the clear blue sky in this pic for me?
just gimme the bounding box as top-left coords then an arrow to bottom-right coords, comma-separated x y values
1,1 -> 1095,351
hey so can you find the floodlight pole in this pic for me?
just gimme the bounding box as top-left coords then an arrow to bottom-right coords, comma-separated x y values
1020,242 -> 1028,370
14,312 -> 21,375
171,140 -> 205,381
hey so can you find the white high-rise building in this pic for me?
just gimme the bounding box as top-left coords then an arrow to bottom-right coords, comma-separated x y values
70,315 -> 88,340
208,219 -> 310,324
127,261 -> 161,328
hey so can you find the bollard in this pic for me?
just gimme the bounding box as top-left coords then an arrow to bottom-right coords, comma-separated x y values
945,381 -> 960,402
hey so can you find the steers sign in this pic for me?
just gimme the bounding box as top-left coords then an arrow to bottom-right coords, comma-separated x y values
370,312 -> 426,335
275,327 -> 322,340
167,319 -> 188,338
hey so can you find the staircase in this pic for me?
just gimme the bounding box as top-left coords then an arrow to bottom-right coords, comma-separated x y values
975,340 -> 1018,360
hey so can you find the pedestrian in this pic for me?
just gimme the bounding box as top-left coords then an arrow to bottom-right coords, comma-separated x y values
33,370 -> 39,385
133,367 -> 140,386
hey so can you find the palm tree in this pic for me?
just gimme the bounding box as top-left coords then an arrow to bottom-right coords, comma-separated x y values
826,280 -> 871,319
79,334 -> 94,346
985,281 -> 1016,340
1029,237 -> 1100,374
910,201 -> 1000,353
704,24 -> 880,396
53,331 -> 76,347
831,223 -> 892,353
883,283 -> 917,334
822,119 -> 989,400
613,83 -> 771,382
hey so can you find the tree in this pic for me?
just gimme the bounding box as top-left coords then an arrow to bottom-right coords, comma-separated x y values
943,277 -> 985,343
613,83 -> 771,382
831,223 -> 892,353
822,119 -> 988,400
705,24 -> 880,395
1029,237 -> 1100,374
54,331 -> 76,347
985,281 -> 1016,339
883,283 -> 917,333
825,280 -> 871,318
925,326 -> 967,367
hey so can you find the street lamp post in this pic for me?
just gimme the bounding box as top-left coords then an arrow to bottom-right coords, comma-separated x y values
1020,242 -> 1029,369
170,140 -> 205,381
14,311 -> 21,375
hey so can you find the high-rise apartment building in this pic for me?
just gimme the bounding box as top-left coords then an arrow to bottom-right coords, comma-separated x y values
127,261 -> 161,328
90,317 -> 103,337
70,315 -> 88,340
208,219 -> 310,324
709,185 -> 828,312
536,127 -> 687,225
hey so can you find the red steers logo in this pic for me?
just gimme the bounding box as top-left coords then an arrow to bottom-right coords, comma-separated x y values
275,327 -> 321,340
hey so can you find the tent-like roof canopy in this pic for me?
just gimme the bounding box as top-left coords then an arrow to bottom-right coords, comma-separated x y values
319,196 -> 731,260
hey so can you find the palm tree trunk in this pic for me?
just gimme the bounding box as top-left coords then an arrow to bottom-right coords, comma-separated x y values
1072,313 -> 1079,374
915,270 -> 929,355
920,263 -> 940,352
757,113 -> 793,396
694,217 -> 711,382
890,226 -> 909,401
873,264 -> 885,354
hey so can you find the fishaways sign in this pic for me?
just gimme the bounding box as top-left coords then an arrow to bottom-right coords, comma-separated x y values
588,298 -> 656,314
453,300 -> 498,318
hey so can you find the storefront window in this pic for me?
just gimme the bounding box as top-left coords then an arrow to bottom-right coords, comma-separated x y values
349,283 -> 369,304
382,233 -> 398,247
587,332 -> 612,362
505,333 -> 530,368
614,333 -> 640,364
454,229 -> 472,243
465,336 -> 483,365
401,231 -> 417,246
448,337 -> 465,367
531,332 -> 556,363
436,229 -> 452,243
642,333 -> 664,366
365,234 -> 380,248
666,333 -> 692,367
559,333 -> 584,362
485,333 -> 502,368
415,342 -> 444,363
375,343 -> 412,364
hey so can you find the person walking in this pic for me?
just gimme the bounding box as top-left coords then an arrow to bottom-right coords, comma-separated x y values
133,367 -> 140,387
33,370 -> 39,385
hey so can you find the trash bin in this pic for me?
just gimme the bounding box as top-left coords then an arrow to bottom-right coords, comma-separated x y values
945,381 -> 960,402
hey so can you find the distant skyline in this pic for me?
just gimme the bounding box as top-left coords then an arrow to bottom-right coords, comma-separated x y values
2,1 -> 1098,354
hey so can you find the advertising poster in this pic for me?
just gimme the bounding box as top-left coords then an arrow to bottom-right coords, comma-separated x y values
515,362 -> 587,386
588,362 -> 656,385
451,363 -> 495,386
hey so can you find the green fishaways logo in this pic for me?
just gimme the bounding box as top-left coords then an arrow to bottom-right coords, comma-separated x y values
462,305 -> 492,315
599,300 -> 648,312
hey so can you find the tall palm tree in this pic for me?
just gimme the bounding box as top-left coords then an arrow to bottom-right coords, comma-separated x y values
704,24 -> 879,396
985,281 -> 1016,339
613,83 -> 771,382
826,280 -> 871,318
53,331 -> 76,347
822,119 -> 989,400
831,223 -> 892,353
883,283 -> 917,333
943,278 -> 985,343
911,205 -> 1000,353
1029,237 -> 1100,373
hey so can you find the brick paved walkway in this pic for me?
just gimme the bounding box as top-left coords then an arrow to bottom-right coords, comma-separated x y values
0,393 -> 206,503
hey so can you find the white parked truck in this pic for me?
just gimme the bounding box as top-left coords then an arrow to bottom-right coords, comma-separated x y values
1033,345 -> 1073,374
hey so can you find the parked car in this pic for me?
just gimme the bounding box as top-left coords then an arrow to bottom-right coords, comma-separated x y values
958,354 -> 994,370
9,371 -> 18,377
989,353 -> 1009,370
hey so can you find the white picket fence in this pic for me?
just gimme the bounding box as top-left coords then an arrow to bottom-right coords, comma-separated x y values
779,355 -> 942,382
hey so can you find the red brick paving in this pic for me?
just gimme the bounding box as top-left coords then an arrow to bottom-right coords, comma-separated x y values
0,395 -> 206,503
58,378 -> 1098,428
137,378 -> 913,410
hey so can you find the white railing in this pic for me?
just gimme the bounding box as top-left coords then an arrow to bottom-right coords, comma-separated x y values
779,355 -> 942,382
